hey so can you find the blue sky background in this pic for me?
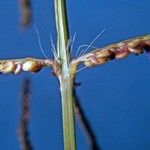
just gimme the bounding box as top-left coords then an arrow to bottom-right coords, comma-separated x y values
0,0 -> 150,150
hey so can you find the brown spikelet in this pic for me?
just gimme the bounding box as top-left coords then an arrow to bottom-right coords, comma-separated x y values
22,60 -> 42,72
0,61 -> 17,74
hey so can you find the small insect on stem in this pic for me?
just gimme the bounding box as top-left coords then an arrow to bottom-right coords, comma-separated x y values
73,82 -> 82,88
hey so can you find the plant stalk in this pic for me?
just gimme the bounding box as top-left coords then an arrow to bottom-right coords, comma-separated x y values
54,0 -> 76,150
59,76 -> 76,150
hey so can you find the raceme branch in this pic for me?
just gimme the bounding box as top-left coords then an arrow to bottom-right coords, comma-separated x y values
0,57 -> 60,75
0,35 -> 149,76
72,34 -> 150,68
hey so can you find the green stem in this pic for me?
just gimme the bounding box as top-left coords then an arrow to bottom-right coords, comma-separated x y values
54,0 -> 70,62
54,0 -> 76,150
59,76 -> 76,150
